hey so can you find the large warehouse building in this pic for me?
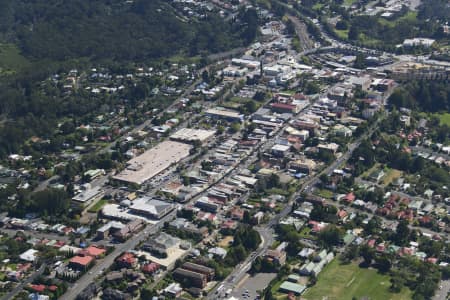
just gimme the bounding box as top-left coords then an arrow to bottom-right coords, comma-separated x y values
170,128 -> 216,144
113,141 -> 192,185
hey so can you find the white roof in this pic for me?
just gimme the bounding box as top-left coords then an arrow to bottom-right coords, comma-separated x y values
19,249 -> 38,262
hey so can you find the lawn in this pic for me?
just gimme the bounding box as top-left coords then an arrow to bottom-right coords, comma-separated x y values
88,199 -> 108,213
335,29 -> 349,39
435,113 -> 450,126
382,169 -> 402,186
303,259 -> 412,300
0,43 -> 29,75
315,188 -> 334,199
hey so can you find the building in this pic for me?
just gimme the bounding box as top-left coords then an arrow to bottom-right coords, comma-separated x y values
170,128 -> 216,144
112,219 -> 145,241
143,232 -> 181,256
96,221 -> 125,240
129,197 -> 174,219
318,143 -> 339,154
164,282 -> 183,298
72,186 -> 104,208
266,249 -> 287,266
181,262 -> 215,280
270,103 -> 300,114
69,255 -> 94,271
113,141 -> 192,185
116,252 -> 137,268
278,281 -> 306,295
288,158 -> 316,174
205,108 -> 244,122
271,144 -> 291,157
195,198 -> 219,213
19,249 -> 38,262
79,246 -> 106,258
403,38 -> 435,48
173,268 -> 207,288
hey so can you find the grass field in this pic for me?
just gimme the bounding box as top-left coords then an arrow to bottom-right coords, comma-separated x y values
88,199 -> 108,213
303,259 -> 412,300
0,44 -> 29,75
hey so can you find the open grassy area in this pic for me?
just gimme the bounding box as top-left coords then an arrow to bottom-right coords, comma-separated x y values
315,188 -> 334,199
303,259 -> 412,300
0,44 -> 29,75
382,169 -> 402,186
378,11 -> 418,27
88,199 -> 108,213
435,113 -> 450,126
344,0 -> 357,6
335,29 -> 349,39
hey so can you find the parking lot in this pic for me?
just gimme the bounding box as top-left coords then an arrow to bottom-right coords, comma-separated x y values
231,272 -> 277,300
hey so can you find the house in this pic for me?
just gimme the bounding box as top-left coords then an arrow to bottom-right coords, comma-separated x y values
164,282 -> 183,298
80,245 -> 106,258
142,262 -> 160,274
369,169 -> 385,182
266,249 -> 287,266
116,252 -> 137,269
19,249 -> 38,262
208,247 -> 227,259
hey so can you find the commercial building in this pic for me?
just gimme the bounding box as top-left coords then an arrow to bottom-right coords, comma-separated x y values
288,158 -> 317,174
205,108 -> 244,122
173,268 -> 207,288
129,197 -> 174,220
278,281 -> 306,295
182,262 -> 215,280
113,141 -> 191,185
170,128 -> 216,144
71,186 -> 104,208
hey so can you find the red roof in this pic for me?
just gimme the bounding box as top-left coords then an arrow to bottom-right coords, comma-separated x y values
367,239 -> 376,248
142,262 -> 159,273
345,192 -> 355,202
30,284 -> 46,293
271,103 -> 296,110
84,246 -> 106,257
48,285 -> 58,292
117,252 -> 136,265
70,255 -> 94,266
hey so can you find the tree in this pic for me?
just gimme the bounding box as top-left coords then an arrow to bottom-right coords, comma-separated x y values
348,25 -> 359,40
335,20 -> 348,30
360,244 -> 375,266
318,225 -> 342,249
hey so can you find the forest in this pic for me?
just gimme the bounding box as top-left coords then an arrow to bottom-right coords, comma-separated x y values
0,0 -> 259,158
0,0 -> 252,61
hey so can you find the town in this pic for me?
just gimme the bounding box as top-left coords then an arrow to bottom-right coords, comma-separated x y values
0,0 -> 449,300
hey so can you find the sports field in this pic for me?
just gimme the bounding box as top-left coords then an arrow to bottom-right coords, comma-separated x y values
303,259 -> 412,300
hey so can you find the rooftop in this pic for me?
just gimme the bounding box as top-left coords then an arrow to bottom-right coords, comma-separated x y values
113,141 -> 191,185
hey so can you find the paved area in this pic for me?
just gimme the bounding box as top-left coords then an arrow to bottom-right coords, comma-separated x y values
231,273 -> 277,300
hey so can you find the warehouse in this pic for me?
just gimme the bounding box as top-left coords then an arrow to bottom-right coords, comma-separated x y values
170,128 -> 216,144
113,141 -> 191,185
